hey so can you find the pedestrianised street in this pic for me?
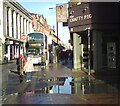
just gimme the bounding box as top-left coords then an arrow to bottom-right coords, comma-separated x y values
1,61 -> 119,105
0,1 -> 120,105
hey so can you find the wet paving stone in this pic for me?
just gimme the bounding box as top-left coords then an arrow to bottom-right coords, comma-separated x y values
2,93 -> 119,104
2,63 -> 120,105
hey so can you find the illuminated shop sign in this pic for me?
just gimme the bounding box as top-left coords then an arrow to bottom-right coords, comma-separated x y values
70,14 -> 92,23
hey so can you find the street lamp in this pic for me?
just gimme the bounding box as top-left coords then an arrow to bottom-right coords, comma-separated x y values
49,3 -> 67,63
49,8 -> 59,45
49,6 -> 59,63
49,3 -> 67,44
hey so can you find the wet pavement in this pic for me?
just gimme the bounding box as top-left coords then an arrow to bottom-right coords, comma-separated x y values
1,61 -> 120,105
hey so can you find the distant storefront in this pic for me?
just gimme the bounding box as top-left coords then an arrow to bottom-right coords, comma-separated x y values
68,2 -> 120,73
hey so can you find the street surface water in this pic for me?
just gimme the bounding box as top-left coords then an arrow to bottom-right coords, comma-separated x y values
1,61 -> 120,104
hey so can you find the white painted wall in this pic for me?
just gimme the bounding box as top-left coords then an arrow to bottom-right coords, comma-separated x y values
1,0 -> 33,62
0,0 -> 4,63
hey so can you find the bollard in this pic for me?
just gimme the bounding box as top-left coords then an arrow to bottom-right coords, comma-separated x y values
16,58 -> 20,75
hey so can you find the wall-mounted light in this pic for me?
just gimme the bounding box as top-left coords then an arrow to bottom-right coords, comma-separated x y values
69,10 -> 74,15
82,7 -> 88,13
69,10 -> 74,18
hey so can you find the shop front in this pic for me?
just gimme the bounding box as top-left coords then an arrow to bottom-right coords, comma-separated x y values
4,37 -> 24,61
68,2 -> 119,73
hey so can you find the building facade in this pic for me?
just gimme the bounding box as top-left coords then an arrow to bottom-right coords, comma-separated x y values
31,13 -> 61,64
0,0 -> 33,64
31,13 -> 63,64
68,2 -> 120,73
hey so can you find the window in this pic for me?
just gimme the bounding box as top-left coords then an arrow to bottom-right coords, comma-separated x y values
27,33 -> 44,41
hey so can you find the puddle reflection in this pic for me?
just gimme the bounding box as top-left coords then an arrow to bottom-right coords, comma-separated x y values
71,76 -> 118,95
17,76 -> 118,96
49,77 -> 72,94
49,76 -> 118,95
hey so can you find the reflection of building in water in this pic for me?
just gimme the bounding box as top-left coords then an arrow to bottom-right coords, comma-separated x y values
71,77 -> 97,94
70,76 -> 118,94
71,77 -> 85,94
49,77 -> 72,94
56,77 -> 67,85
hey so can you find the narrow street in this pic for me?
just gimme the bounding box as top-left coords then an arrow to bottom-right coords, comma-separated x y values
1,61 -> 119,105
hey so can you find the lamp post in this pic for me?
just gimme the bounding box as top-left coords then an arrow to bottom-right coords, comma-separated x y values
56,21 -> 59,45
49,6 -> 59,63
49,7 -> 59,45
49,3 -> 67,63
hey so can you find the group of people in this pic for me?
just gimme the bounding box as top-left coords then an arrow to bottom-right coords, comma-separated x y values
17,54 -> 34,83
17,52 -> 46,83
59,50 -> 73,63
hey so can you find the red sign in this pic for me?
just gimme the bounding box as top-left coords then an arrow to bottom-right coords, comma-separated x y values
21,34 -> 26,40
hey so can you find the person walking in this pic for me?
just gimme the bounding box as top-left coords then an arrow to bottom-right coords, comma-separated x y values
41,52 -> 46,68
16,54 -> 27,83
24,57 -> 34,82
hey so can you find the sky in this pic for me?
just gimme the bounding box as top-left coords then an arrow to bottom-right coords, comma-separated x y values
16,0 -> 70,43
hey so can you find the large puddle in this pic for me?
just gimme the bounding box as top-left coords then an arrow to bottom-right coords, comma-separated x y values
48,76 -> 118,95
48,77 -> 72,94
16,76 -> 118,95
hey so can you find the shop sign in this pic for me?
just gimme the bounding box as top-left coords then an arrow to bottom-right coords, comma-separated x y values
69,2 -> 119,29
56,4 -> 67,22
68,9 -> 93,27
70,14 -> 92,23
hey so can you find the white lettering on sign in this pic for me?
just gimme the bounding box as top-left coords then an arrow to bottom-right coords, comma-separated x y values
70,14 -> 92,22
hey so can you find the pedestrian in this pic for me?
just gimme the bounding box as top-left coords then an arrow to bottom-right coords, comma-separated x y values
23,57 -> 34,82
41,52 -> 46,67
4,53 -> 8,63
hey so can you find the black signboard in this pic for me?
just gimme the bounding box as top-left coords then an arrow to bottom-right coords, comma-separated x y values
68,2 -> 119,31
